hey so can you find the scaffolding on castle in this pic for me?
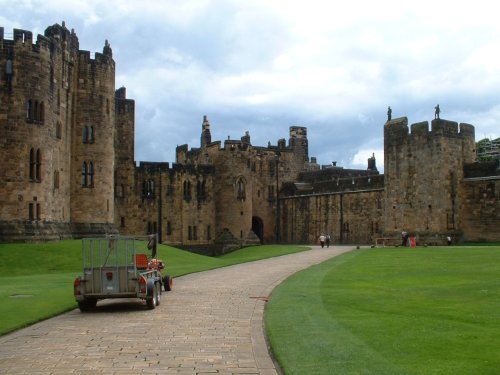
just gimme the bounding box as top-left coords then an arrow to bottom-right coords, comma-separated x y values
477,138 -> 500,161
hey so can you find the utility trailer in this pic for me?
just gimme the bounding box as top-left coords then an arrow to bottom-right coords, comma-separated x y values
73,235 -> 173,311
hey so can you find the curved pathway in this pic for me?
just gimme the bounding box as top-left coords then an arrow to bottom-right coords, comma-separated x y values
0,246 -> 353,374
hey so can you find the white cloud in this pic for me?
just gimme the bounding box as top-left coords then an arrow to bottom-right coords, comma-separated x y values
2,0 -> 500,168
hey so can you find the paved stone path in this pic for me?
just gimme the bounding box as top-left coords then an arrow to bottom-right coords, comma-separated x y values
0,246 -> 353,374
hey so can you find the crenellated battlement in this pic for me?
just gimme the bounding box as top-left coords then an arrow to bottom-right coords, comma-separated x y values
1,23 -> 80,56
385,117 -> 476,150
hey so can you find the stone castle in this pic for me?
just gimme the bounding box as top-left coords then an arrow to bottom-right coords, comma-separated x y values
1,23 -> 499,249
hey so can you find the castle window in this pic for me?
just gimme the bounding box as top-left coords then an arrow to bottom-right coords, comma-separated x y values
183,180 -> 192,201
81,161 -> 93,187
38,102 -> 44,123
53,170 -> 59,189
56,122 -> 62,139
28,203 -> 34,221
82,162 -> 88,186
188,226 -> 192,240
147,222 -> 152,234
207,225 -> 211,240
166,221 -> 172,235
29,148 -> 41,182
83,126 -> 94,143
36,203 -> 41,221
88,162 -> 94,187
29,148 -> 35,180
120,217 -> 125,227
26,100 -> 33,121
143,179 -> 154,198
193,226 -> 197,240
236,177 -> 246,201
35,149 -> 41,181
197,180 -> 207,201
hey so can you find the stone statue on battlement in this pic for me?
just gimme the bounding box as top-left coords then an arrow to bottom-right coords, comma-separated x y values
435,104 -> 440,119
387,106 -> 392,121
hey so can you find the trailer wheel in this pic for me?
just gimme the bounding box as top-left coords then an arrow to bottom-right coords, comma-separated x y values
155,282 -> 161,306
163,275 -> 173,291
78,298 -> 96,312
146,286 -> 157,309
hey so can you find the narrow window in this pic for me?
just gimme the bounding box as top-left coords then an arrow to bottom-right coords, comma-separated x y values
82,162 -> 87,187
166,221 -> 172,235
188,226 -> 192,240
28,203 -> 34,221
193,226 -> 197,240
26,100 -> 33,120
56,122 -> 62,139
88,162 -> 94,187
120,217 -> 125,227
35,149 -> 41,181
237,177 -> 246,200
36,203 -> 41,220
89,126 -> 94,143
207,225 -> 211,240
29,148 -> 35,180
83,126 -> 88,143
33,101 -> 39,121
53,170 -> 59,189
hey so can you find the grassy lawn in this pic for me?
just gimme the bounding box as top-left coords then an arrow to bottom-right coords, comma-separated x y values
265,246 -> 500,375
0,241 -> 309,335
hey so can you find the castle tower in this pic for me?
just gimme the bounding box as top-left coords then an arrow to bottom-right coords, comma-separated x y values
0,24 -> 79,240
69,38 -> 116,230
383,116 -> 475,242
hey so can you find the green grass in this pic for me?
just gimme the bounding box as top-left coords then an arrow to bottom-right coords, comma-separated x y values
265,246 -> 500,375
0,241 -> 309,335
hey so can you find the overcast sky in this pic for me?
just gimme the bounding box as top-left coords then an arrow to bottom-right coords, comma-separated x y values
2,0 -> 499,171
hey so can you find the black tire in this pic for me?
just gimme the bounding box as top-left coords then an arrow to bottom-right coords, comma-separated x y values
146,285 -> 157,309
78,298 -> 96,312
78,301 -> 90,312
163,275 -> 173,291
155,282 -> 161,306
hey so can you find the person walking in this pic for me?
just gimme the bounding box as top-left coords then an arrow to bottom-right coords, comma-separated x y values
325,234 -> 331,248
319,234 -> 325,248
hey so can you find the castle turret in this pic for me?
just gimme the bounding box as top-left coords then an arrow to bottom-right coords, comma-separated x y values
200,115 -> 211,148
